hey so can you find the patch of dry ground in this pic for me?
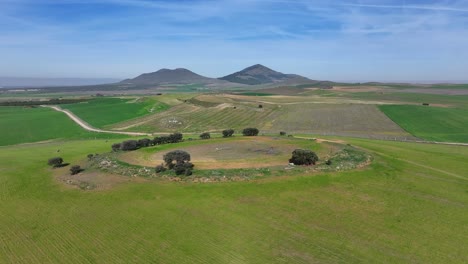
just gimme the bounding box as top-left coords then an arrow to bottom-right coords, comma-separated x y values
53,164 -> 148,190
119,137 -> 323,170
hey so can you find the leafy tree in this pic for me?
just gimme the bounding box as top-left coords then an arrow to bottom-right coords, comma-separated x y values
163,150 -> 191,166
70,165 -> 82,175
120,140 -> 139,151
138,138 -> 152,147
222,129 -> 234,138
163,150 -> 193,176
242,127 -> 259,136
168,132 -> 183,143
289,149 -> 319,165
200,132 -> 210,139
48,157 -> 63,167
153,136 -> 168,145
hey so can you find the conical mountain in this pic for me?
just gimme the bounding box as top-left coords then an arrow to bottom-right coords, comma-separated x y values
219,64 -> 313,85
121,68 -> 226,85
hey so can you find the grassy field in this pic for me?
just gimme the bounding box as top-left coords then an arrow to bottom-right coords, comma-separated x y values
328,91 -> 468,108
61,97 -> 168,128
0,106 -> 125,146
380,105 -> 468,142
0,136 -> 467,263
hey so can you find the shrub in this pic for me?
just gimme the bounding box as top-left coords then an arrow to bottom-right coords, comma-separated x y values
200,132 -> 210,139
242,127 -> 259,136
168,132 -> 183,143
163,150 -> 191,166
87,154 -> 94,160
155,164 -> 166,173
222,129 -> 234,138
138,138 -> 152,147
280,131 -> 286,136
289,149 -> 319,165
173,162 -> 194,176
70,165 -> 82,175
111,143 -> 121,151
120,140 -> 139,151
48,157 -> 63,167
325,160 -> 332,165
258,104 -> 263,108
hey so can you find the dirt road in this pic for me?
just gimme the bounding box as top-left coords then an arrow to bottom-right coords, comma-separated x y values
43,105 -> 151,136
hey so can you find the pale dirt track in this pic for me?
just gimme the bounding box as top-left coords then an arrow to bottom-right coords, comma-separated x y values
42,105 -> 151,136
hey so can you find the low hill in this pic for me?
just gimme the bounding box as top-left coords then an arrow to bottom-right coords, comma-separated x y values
120,68 -> 232,86
219,64 -> 314,85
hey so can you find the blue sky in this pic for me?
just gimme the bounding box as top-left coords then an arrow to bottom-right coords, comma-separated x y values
1,0 -> 468,82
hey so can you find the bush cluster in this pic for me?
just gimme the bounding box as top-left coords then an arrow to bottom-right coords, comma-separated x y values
289,149 -> 319,165
111,133 -> 184,152
155,150 -> 194,176
199,132 -> 211,139
242,128 -> 259,136
222,129 -> 234,137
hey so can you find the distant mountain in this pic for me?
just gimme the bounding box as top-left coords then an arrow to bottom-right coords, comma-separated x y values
0,77 -> 121,88
120,68 -> 232,86
219,64 -> 314,85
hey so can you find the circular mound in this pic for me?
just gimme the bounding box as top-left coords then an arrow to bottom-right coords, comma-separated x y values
118,136 -> 328,170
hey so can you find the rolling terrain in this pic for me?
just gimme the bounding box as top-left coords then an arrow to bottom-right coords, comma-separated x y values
0,84 -> 467,263
0,135 -> 466,263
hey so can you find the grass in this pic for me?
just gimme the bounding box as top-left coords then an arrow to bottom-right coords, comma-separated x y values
61,97 -> 169,128
0,137 -> 467,263
0,106 -> 125,146
379,105 -> 468,142
336,91 -> 468,108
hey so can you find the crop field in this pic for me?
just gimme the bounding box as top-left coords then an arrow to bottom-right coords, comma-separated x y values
380,105 -> 468,142
325,91 -> 468,108
114,94 -> 415,140
0,135 -> 467,263
61,97 -> 168,128
0,106 -> 124,146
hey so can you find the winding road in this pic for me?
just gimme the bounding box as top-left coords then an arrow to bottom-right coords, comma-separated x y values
42,105 -> 151,136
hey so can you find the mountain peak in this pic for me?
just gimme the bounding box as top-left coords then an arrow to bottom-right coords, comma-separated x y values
121,68 -> 212,85
219,64 -> 312,85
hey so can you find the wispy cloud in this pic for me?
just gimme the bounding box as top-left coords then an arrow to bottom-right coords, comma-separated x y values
0,0 -> 467,81
342,3 -> 468,13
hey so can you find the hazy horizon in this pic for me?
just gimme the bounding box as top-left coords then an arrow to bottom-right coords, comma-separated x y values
1,0 -> 468,82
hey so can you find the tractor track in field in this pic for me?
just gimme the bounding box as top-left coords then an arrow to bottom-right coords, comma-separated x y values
42,105 -> 152,136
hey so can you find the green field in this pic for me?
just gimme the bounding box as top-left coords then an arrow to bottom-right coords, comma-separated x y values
0,106 -> 124,146
379,105 -> 468,142
0,136 -> 467,263
61,97 -> 168,128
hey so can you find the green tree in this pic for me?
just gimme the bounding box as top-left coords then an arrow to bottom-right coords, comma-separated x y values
289,149 -> 319,165
242,128 -> 259,136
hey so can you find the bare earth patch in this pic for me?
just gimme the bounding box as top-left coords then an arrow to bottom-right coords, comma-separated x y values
119,137 -> 319,170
